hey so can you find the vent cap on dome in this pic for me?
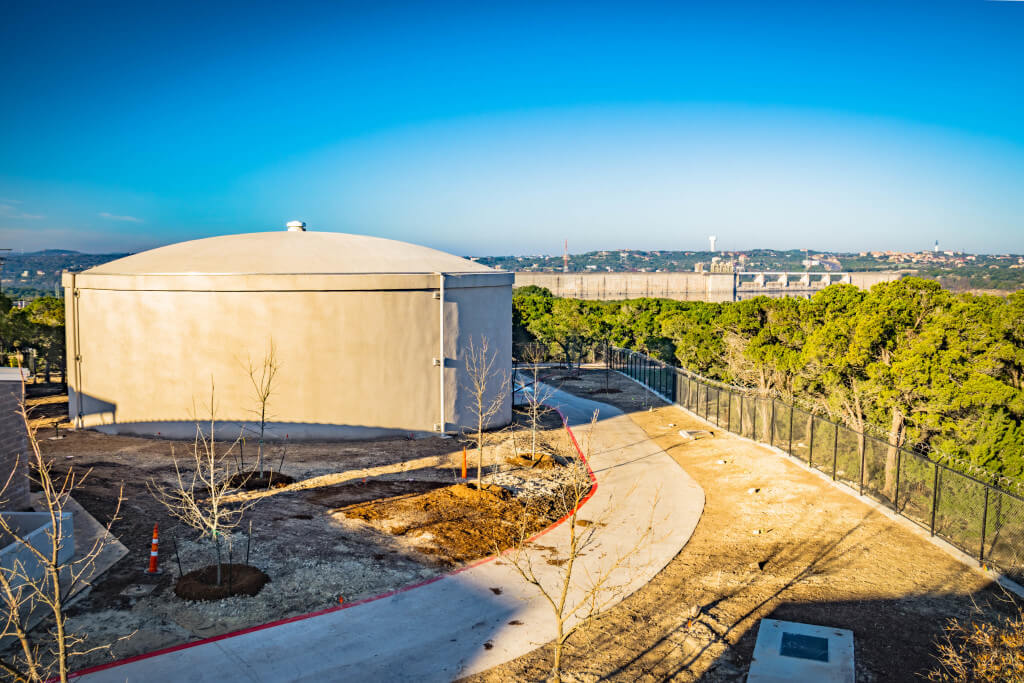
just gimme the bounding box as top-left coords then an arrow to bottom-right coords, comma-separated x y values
286,220 -> 307,232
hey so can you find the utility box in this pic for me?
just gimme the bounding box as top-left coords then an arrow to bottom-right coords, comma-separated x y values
747,619 -> 854,683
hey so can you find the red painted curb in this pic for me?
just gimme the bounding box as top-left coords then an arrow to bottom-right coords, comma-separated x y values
70,404 -> 597,679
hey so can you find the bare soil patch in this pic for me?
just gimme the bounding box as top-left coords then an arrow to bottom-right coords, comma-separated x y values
467,368 -> 1020,682
228,470 -> 295,490
175,564 -> 269,601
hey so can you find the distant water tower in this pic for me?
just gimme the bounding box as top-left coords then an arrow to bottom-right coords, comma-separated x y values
709,235 -> 717,252
934,240 -> 939,253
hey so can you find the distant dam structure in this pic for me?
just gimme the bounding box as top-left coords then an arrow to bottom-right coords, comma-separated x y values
513,271 -> 900,302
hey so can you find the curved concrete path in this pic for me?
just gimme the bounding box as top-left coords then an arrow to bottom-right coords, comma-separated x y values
75,386 -> 704,682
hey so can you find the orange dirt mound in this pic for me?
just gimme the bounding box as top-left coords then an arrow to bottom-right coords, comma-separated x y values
340,482 -> 573,565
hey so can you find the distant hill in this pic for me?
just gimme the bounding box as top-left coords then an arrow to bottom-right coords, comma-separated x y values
0,250 -> 129,298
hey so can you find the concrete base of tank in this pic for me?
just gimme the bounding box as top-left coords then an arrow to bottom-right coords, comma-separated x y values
83,420 -> 455,441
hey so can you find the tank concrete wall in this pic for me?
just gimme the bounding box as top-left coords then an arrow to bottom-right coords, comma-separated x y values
446,282 -> 513,431
65,275 -> 511,440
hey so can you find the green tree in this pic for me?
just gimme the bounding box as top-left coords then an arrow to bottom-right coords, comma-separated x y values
799,285 -> 871,432
508,279 -> 1024,484
23,296 -> 66,382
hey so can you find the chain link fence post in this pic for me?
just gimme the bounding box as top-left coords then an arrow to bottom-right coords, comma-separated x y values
788,405 -> 794,455
832,421 -> 839,481
859,435 -> 866,496
808,413 -> 815,467
979,487 -> 989,566
894,447 -> 903,511
752,396 -> 758,441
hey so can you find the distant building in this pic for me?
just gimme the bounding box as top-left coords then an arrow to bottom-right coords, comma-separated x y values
709,260 -> 735,274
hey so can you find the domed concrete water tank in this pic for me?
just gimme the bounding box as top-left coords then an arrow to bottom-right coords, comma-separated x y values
62,230 -> 512,439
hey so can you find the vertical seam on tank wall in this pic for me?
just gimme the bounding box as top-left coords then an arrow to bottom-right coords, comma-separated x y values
438,272 -> 445,434
71,273 -> 83,427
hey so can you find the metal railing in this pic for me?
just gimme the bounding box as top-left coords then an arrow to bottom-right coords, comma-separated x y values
610,347 -> 1024,583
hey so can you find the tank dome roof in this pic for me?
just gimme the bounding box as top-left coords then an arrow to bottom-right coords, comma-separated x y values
86,231 -> 495,276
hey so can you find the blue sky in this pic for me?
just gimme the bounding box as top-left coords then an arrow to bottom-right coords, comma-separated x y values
1,1 -> 1023,255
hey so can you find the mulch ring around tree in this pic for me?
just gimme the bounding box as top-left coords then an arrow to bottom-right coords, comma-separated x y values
228,470 -> 296,490
174,563 -> 270,601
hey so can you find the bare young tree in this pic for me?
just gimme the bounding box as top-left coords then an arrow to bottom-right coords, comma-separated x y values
462,336 -> 510,489
149,383 -> 255,586
0,378 -> 127,683
244,341 -> 280,478
519,342 -> 555,461
502,413 -> 655,682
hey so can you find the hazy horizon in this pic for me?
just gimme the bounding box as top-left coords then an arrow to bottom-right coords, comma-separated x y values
4,240 -> 1020,260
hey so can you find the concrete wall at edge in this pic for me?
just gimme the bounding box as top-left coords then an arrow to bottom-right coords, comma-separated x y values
65,282 -> 511,439
514,272 -> 711,299
848,272 -> 902,289
514,271 -> 901,300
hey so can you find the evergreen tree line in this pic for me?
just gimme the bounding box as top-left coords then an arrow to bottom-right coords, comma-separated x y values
513,278 -> 1024,484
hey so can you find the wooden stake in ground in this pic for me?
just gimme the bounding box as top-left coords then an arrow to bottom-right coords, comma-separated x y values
462,336 -> 510,489
0,371 -> 128,683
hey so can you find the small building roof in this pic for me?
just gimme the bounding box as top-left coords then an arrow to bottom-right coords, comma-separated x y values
85,231 -> 495,276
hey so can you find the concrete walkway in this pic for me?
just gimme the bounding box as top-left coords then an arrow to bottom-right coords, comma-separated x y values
75,386 -> 704,682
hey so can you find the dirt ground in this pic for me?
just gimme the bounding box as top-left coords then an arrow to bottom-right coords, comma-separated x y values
17,384 -> 577,671
467,368 -> 1021,682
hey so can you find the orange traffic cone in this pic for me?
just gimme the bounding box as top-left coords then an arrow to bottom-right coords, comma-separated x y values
145,523 -> 161,574
461,446 -> 467,479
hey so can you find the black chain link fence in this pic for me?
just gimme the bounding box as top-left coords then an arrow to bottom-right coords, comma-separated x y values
610,347 -> 1024,584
